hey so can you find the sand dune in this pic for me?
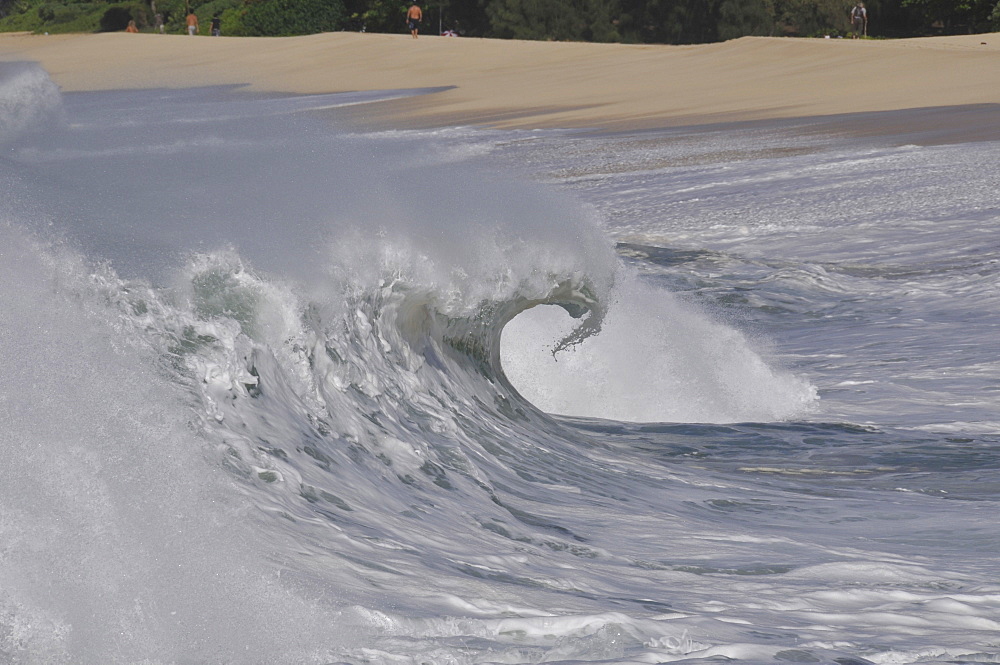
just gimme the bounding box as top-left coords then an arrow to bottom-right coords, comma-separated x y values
2,30 -> 999,130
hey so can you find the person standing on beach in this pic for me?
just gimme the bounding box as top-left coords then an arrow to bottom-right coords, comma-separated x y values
210,15 -> 221,36
186,11 -> 199,35
407,3 -> 422,38
850,2 -> 867,38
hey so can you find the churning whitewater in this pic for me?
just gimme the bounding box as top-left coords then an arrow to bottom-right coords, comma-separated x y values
1,61 -> 999,665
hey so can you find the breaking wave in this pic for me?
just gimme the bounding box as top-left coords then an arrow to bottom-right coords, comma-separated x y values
0,63 -> 837,664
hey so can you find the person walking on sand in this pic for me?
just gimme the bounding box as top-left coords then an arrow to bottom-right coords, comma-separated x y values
154,13 -> 164,33
186,11 -> 199,35
850,2 -> 867,38
407,2 -> 422,38
210,14 -> 221,36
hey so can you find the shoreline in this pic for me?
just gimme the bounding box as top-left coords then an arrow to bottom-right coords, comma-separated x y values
337,97 -> 1000,147
2,31 -> 1000,137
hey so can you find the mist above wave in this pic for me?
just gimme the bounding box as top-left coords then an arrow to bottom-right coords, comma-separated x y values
0,61 -> 63,146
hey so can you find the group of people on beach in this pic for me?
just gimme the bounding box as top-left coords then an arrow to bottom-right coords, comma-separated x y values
126,5 -> 419,36
127,0 -> 861,40
124,11 -> 220,35
185,12 -> 221,35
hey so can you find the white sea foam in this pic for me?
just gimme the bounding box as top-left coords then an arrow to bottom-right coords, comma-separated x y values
2,63 -> 998,665
0,225 -> 345,663
501,274 -> 817,423
0,61 -> 63,145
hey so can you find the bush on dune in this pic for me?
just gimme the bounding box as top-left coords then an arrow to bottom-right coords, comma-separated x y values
238,0 -> 345,36
0,1 -> 104,32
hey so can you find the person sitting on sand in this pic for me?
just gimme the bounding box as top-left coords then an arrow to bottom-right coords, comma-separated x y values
125,19 -> 139,33
850,2 -> 867,38
186,12 -> 199,36
407,3 -> 422,39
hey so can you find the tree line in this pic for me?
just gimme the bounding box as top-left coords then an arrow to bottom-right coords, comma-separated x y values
2,0 -> 999,40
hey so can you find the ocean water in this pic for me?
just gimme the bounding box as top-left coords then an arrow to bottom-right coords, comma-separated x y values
1,60 -> 998,665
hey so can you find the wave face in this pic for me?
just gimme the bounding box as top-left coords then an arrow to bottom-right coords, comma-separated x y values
2,63 -> 998,665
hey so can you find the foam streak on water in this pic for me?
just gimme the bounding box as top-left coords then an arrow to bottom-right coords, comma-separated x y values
1,63 -> 998,665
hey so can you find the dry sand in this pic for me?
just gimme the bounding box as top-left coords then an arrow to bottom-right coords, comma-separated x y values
2,30 -> 999,132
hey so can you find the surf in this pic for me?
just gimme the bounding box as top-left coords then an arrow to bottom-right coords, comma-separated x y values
13,62 -> 954,665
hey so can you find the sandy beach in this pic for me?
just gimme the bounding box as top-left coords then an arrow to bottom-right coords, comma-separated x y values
2,30 -> 1000,133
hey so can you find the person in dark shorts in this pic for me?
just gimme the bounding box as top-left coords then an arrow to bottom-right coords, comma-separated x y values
407,3 -> 422,38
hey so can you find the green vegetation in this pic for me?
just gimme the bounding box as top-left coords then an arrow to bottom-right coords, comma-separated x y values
241,0 -> 344,35
486,0 -> 623,41
1,0 -> 998,40
0,0 -> 140,33
0,0 -> 344,34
